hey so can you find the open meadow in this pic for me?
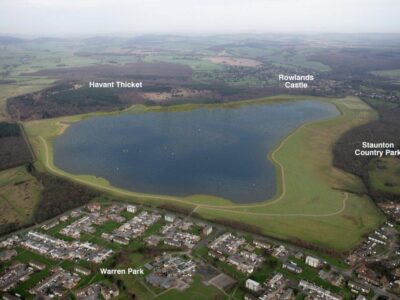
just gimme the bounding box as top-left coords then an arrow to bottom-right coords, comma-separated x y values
0,166 -> 41,231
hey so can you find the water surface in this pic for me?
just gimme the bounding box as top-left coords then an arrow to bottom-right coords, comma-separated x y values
53,100 -> 338,203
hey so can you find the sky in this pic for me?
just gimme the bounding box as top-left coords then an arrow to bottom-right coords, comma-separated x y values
0,0 -> 399,37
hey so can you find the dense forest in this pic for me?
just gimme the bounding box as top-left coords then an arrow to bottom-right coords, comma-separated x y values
27,163 -> 99,223
333,105 -> 400,203
7,83 -> 140,120
0,122 -> 22,137
0,122 -> 32,171
311,48 -> 400,75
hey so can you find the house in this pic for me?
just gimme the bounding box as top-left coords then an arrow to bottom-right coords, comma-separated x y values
0,250 -> 17,262
347,281 -> 370,294
165,214 -> 175,223
346,254 -> 360,266
113,236 -> 129,245
299,280 -> 342,300
227,254 -> 257,274
126,205 -> 137,214
386,221 -> 394,228
41,220 -> 59,231
59,215 -> 69,222
87,202 -> 101,212
282,262 -> 302,274
265,273 -> 284,289
75,284 -> 100,300
100,284 -> 119,300
0,235 -> 20,249
253,240 -> 271,250
28,260 -> 46,271
305,256 -> 322,268
244,244 -> 255,252
203,225 -> 213,236
279,288 -> 294,300
108,214 -> 125,223
244,294 -> 259,300
272,245 -> 288,258
318,270 -> 344,287
374,229 -> 388,240
74,266 -> 91,276
70,210 -> 82,218
208,250 -> 226,262
164,238 -> 181,248
146,254 -> 196,290
2,293 -> 21,300
368,235 -> 386,245
355,265 -> 380,286
245,279 -> 262,292
145,235 -> 161,247
102,233 -> 113,242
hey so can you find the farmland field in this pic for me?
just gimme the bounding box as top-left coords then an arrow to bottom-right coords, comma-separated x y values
0,166 -> 41,233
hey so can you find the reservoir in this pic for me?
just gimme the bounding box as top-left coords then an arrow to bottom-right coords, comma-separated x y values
53,100 -> 338,203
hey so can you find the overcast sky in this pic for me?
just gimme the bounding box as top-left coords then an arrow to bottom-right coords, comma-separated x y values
0,0 -> 399,37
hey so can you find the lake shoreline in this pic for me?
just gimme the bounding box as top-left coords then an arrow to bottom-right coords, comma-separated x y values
52,98 -> 339,204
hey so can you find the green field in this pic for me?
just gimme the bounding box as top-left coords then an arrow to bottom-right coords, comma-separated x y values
371,69 -> 400,82
24,95 -> 384,252
369,157 -> 400,195
0,166 -> 41,229
0,78 -> 56,121
154,276 -> 228,300
271,51 -> 331,72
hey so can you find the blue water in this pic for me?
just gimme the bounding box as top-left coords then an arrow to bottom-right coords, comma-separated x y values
53,100 -> 338,203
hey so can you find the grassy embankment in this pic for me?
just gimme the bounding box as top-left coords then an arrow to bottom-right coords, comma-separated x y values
24,95 -> 385,252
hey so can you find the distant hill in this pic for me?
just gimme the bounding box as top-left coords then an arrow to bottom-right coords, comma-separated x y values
124,34 -> 193,46
0,36 -> 24,44
83,36 -> 126,45
31,37 -> 67,43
